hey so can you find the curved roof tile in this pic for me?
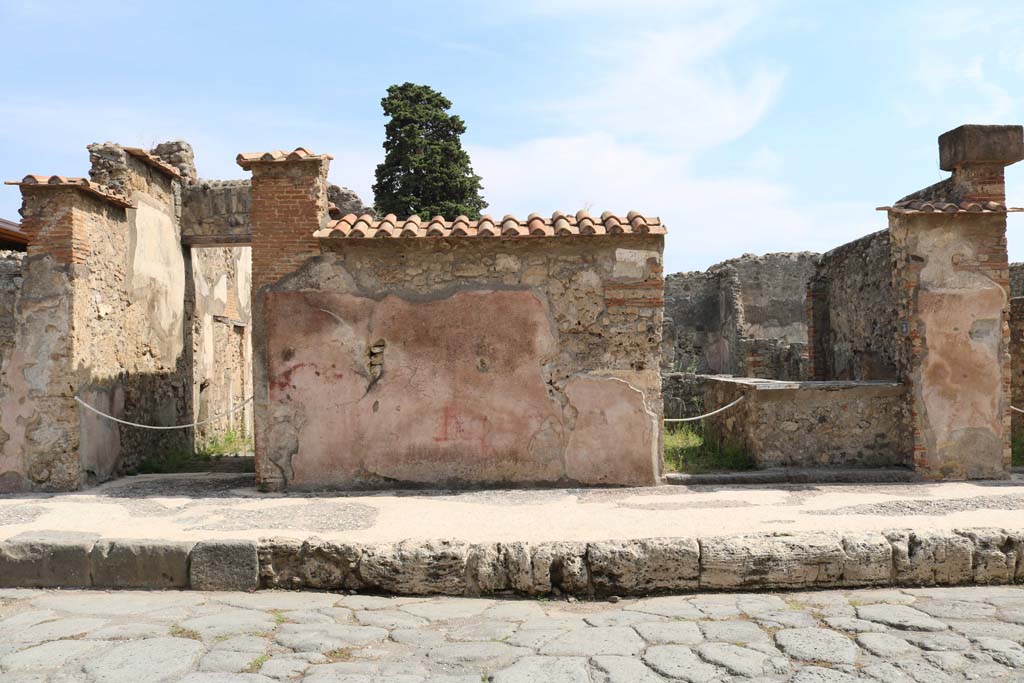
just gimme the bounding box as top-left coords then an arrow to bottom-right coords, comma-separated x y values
312,211 -> 666,240
4,175 -> 134,208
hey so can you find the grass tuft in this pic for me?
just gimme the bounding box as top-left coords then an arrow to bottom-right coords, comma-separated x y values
664,424 -> 754,474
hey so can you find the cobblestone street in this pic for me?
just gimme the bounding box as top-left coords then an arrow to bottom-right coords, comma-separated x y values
1,586 -> 1023,681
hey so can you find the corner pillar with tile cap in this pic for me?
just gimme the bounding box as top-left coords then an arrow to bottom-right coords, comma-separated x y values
885,124 -> 1024,479
235,148 -> 332,490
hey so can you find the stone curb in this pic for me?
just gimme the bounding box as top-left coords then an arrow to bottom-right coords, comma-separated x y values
664,468 -> 917,486
1,528 -> 1021,594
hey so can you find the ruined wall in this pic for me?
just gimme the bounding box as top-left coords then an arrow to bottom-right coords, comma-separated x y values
190,246 -> 252,441
262,235 -> 665,489
0,188 -> 81,492
891,212 -> 1010,479
663,253 -> 816,379
703,377 -> 910,469
181,180 -> 251,242
0,251 -> 24,371
1011,297 -> 1024,437
662,372 -> 705,419
1010,263 -> 1024,297
76,153 -> 192,480
808,230 -> 899,381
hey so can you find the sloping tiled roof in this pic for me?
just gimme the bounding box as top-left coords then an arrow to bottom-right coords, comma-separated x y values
0,217 -> 27,246
122,147 -> 182,178
4,175 -> 134,208
314,211 -> 665,239
877,200 -> 1023,213
236,147 -> 332,169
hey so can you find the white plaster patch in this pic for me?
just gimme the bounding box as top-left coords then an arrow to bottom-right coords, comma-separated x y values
613,248 -> 660,279
128,193 -> 185,362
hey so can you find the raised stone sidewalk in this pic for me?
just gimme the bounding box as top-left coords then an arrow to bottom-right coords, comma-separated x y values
1,473 -> 1023,595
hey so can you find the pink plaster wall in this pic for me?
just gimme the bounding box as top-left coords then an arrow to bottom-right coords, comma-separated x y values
264,288 -> 659,488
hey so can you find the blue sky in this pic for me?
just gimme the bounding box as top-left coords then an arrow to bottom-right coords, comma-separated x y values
1,0 -> 1022,272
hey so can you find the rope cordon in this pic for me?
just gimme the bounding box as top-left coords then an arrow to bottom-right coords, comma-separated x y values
1012,406 -> 1024,414
664,395 -> 746,423
74,395 -> 253,430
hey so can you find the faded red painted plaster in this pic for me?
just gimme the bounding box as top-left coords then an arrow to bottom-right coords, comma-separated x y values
264,288 -> 659,488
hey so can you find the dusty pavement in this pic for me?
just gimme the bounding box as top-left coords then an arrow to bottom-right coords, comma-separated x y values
2,586 -> 1024,681
2,473 -> 1024,543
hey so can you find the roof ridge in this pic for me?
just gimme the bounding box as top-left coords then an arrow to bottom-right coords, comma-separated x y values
314,210 -> 664,239
4,175 -> 134,208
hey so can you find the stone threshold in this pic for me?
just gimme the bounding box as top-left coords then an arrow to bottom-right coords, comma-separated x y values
663,468 -> 917,486
1,527 -> 1019,597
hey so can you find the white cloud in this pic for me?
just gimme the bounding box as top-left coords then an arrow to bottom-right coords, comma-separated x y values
471,134 -> 876,272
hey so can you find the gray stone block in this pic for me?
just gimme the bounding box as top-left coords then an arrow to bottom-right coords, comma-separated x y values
0,531 -> 97,587
700,532 -> 845,589
840,532 -> 893,586
190,539 -> 259,591
358,539 -> 468,595
885,529 -> 973,586
588,537 -> 699,596
90,538 -> 194,589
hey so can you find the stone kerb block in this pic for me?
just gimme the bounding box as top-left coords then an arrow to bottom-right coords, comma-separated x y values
90,538 -> 194,589
588,538 -> 699,596
189,539 -> 259,591
0,531 -> 97,588
885,530 -> 973,586
699,532 -> 846,589
939,124 -> 1024,170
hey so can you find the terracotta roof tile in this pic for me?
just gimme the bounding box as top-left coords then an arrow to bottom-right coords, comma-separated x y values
235,147 -> 333,169
4,175 -> 134,208
878,199 -> 1023,213
122,147 -> 182,178
314,211 -> 664,240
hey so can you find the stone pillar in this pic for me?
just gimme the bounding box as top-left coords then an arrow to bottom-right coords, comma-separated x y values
236,149 -> 331,490
889,124 -> 1023,479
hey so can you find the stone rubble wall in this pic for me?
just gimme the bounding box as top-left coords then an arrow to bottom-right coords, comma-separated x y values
261,235 -> 665,489
664,252 -> 817,380
0,250 -> 25,372
702,377 -> 911,469
181,180 -> 251,241
0,139 -> 259,491
1012,297 -> 1024,436
189,247 -> 253,441
808,230 -> 899,381
2,527 -> 1022,595
662,372 -> 706,420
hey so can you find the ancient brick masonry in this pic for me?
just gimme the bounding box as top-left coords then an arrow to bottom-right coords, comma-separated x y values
0,141 -> 255,492
241,149 -> 666,490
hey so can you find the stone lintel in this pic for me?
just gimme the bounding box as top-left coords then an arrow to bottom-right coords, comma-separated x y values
939,124 -> 1024,171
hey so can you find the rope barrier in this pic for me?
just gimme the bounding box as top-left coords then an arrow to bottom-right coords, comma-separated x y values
74,395 -> 253,430
664,395 -> 746,423
1012,406 -> 1024,414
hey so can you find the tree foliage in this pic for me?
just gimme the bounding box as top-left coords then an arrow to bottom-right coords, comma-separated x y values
372,83 -> 487,219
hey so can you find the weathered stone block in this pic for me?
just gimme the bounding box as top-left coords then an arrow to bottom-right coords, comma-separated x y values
258,537 -> 303,588
90,538 -> 194,589
840,532 -> 893,586
358,540 -> 468,595
189,539 -> 259,591
955,528 -> 1020,585
885,529 -> 973,586
0,531 -> 96,587
588,538 -> 699,596
299,537 -> 362,590
699,532 -> 845,589
939,124 -> 1024,170
532,542 -> 589,595
467,544 -> 509,595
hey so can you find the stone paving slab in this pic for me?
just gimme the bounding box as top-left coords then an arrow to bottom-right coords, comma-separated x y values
2,474 -> 1024,593
0,585 -> 1023,681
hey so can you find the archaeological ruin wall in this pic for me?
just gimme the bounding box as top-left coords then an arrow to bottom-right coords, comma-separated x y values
664,252 -> 817,380
239,148 -> 666,490
0,141 -> 255,491
0,250 -> 24,374
808,230 -> 899,381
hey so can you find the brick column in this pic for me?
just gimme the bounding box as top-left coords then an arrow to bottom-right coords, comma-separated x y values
890,124 -> 1023,479
236,148 -> 332,490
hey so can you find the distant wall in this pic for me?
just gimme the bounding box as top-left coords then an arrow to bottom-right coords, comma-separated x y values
663,252 -> 816,380
809,230 -> 899,381
1011,297 -> 1024,436
190,246 -> 252,441
181,180 -> 251,242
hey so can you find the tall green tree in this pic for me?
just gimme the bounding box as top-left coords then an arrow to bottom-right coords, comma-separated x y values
373,83 -> 487,219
